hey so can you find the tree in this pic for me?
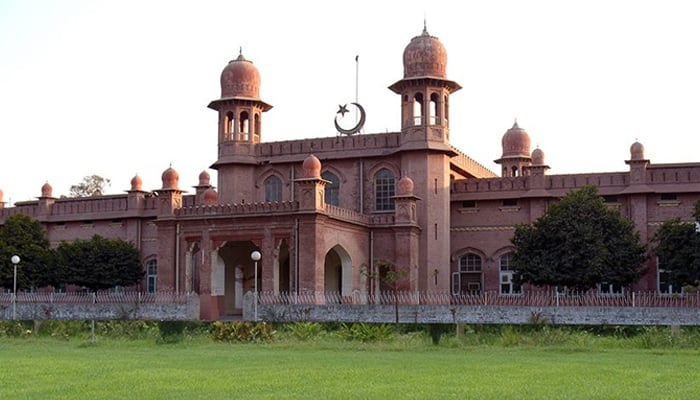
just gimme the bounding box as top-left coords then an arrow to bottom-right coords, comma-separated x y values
512,185 -> 647,292
68,175 -> 111,197
0,213 -> 55,290
652,218 -> 700,290
55,235 -> 143,292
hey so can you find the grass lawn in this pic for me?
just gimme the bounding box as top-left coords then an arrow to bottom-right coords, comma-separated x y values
1,336 -> 698,399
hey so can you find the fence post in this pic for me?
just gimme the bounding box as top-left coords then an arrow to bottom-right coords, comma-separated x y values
632,292 -> 635,308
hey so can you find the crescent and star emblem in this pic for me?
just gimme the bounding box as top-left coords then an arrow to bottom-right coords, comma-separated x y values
334,102 -> 366,135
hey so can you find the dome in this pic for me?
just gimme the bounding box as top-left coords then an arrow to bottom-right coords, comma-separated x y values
397,176 -> 415,196
130,174 -> 143,191
402,25 -> 447,79
203,188 -> 218,205
302,154 -> 322,178
198,170 -> 211,186
220,51 -> 261,99
501,121 -> 531,158
41,182 -> 53,198
531,148 -> 545,165
161,166 -> 179,190
0,189 -> 3,203
630,141 -> 645,160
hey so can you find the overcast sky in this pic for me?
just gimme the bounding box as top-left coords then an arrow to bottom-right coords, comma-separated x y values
1,0 -> 699,204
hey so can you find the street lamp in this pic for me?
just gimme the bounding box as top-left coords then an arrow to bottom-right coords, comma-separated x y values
250,250 -> 261,321
11,255 -> 20,320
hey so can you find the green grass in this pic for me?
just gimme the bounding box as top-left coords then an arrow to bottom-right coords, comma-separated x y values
1,334 -> 699,399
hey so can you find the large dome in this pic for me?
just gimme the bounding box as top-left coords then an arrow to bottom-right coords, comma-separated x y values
500,122 -> 531,158
402,25 -> 447,79
220,51 -> 261,99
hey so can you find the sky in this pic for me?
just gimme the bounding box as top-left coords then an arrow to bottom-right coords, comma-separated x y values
1,0 -> 699,204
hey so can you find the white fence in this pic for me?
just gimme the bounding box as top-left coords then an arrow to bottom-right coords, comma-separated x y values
258,290 -> 700,308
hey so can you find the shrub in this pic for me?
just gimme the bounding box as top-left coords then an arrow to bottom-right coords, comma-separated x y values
337,323 -> 395,342
211,321 -> 275,343
287,322 -> 324,340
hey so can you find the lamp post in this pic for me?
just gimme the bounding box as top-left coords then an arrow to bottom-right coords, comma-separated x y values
11,255 -> 20,320
250,250 -> 261,321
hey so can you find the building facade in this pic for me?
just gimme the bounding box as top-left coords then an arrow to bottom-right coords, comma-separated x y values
2,27 -> 699,320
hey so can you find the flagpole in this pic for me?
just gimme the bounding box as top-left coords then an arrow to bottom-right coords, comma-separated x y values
355,55 -> 359,124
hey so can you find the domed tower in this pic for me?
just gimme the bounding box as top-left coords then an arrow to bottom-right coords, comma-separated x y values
494,121 -> 532,177
388,23 -> 461,140
208,49 -> 272,149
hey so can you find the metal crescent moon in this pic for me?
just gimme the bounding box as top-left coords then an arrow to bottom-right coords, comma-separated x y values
334,102 -> 366,135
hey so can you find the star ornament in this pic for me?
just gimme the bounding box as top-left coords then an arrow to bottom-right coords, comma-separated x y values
337,104 -> 349,117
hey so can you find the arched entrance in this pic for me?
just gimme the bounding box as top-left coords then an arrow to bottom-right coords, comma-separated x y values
324,245 -> 352,300
215,240 -> 259,316
275,240 -> 291,294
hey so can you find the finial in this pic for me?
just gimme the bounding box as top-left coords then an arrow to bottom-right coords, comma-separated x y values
239,46 -> 243,56
422,15 -> 428,35
513,118 -> 519,128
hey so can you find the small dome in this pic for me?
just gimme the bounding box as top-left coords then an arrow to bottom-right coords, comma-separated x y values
220,51 -> 261,99
161,166 -> 179,190
198,170 -> 210,186
0,189 -> 4,203
630,141 -> 645,160
130,174 -> 143,191
203,188 -> 218,205
41,182 -> 53,198
397,176 -> 415,196
402,25 -> 447,79
303,154 -> 322,178
531,148 -> 545,165
501,121 -> 531,158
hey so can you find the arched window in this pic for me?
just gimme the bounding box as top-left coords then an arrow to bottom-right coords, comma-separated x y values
264,175 -> 283,202
225,111 -> 234,139
239,111 -> 250,140
254,113 -> 261,138
429,92 -> 440,125
499,252 -> 521,295
412,93 -> 424,126
146,260 -> 157,294
452,253 -> 482,295
374,168 -> 395,211
322,171 -> 340,206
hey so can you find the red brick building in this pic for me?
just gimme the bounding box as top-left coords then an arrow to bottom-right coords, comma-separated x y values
2,27 -> 699,319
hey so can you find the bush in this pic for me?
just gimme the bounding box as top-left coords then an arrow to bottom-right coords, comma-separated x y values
287,322 -> 324,340
337,323 -> 395,342
211,321 -> 275,343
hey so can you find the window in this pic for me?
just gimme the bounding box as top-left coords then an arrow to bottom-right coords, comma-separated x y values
264,175 -> 283,202
374,169 -> 395,211
598,282 -> 623,295
499,252 -> 521,295
147,260 -> 157,294
660,193 -> 678,201
657,258 -> 680,294
322,171 -> 340,206
502,199 -> 518,207
452,253 -> 483,295
461,200 -> 476,209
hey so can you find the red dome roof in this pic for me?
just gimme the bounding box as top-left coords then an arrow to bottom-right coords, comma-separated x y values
630,141 -> 645,160
397,176 -> 415,196
531,148 -> 545,165
198,170 -> 211,186
203,188 -> 218,205
303,154 -> 322,178
501,122 -> 531,158
41,182 -> 53,198
130,174 -> 143,191
220,52 -> 261,99
161,166 -> 179,190
402,26 -> 447,79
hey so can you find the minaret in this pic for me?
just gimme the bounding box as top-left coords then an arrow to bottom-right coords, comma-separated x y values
388,22 -> 461,143
208,49 -> 273,203
495,121 -> 532,177
386,25 -> 460,292
208,49 -> 272,149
